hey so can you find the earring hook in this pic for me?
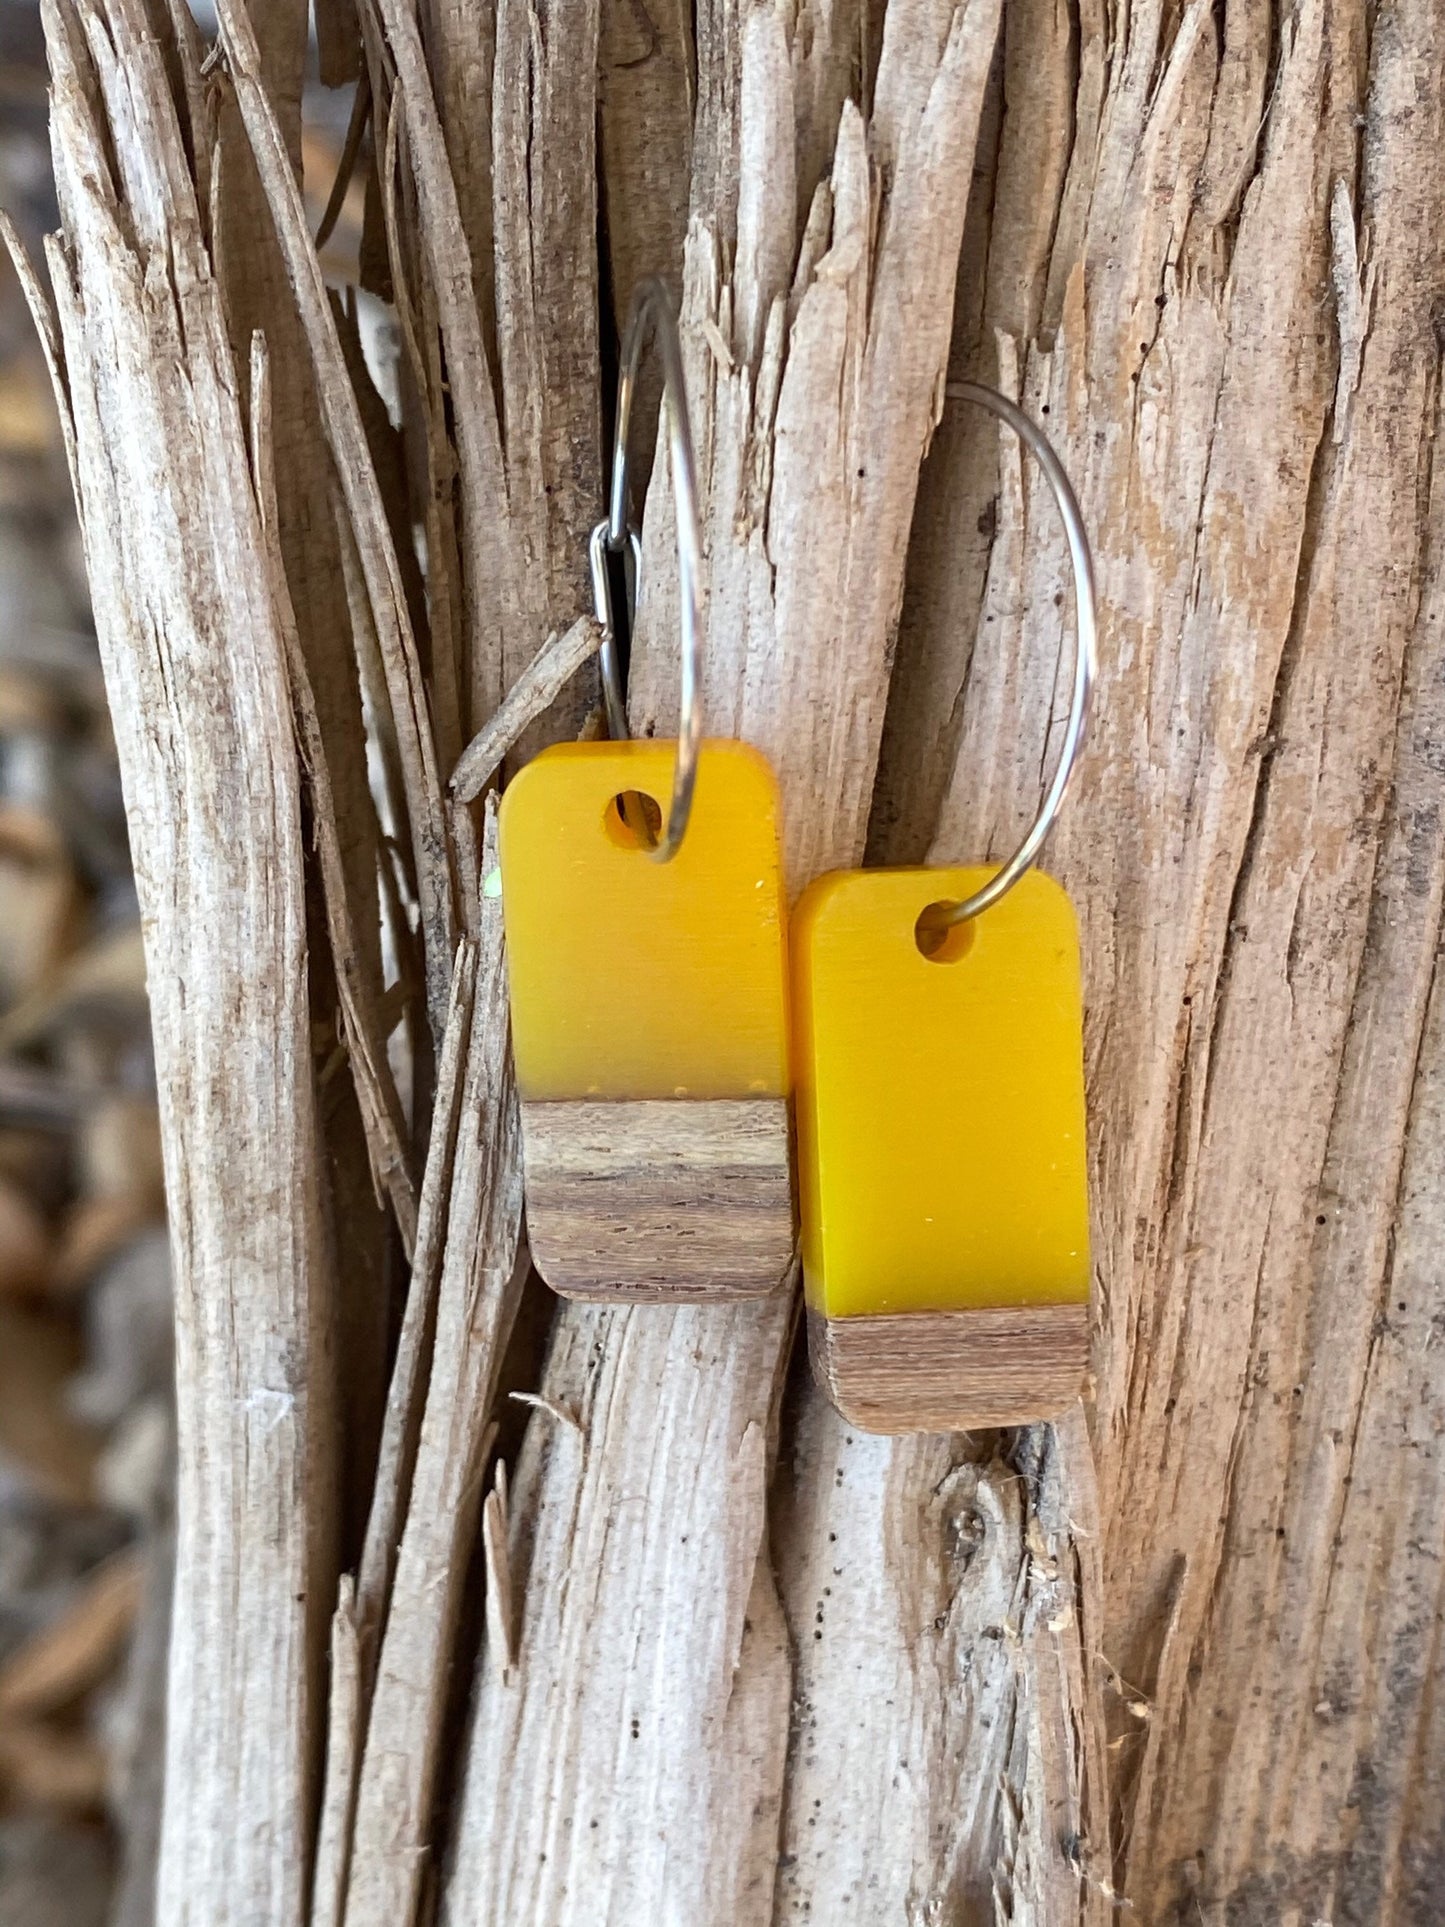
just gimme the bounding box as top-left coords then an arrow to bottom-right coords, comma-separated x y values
588,277 -> 704,862
931,381 -> 1097,927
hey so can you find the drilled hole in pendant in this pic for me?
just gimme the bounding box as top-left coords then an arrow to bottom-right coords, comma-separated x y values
604,791 -> 663,851
915,901 -> 976,963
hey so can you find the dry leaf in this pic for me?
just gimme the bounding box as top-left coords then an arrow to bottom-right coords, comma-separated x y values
0,1175 -> 52,1297
76,1096 -> 165,1206
0,924 -> 147,1055
67,1227 -> 173,1430
94,1394 -> 172,1516
0,1550 -> 144,1719
0,361 -> 61,456
0,666 -> 62,734
0,805 -> 81,1006
0,1127 -> 72,1216
0,1718 -> 109,1811
0,1302 -> 97,1504
52,1194 -> 158,1298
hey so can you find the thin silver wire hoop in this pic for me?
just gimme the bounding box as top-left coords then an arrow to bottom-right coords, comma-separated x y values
589,521 -> 640,741
935,381 -> 1097,927
587,277 -> 704,862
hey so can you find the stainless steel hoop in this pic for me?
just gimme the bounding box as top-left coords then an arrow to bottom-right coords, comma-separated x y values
587,277 -> 704,862
588,521 -> 640,742
934,382 -> 1097,927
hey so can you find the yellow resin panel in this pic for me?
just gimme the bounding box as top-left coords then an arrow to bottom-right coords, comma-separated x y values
498,740 -> 789,1101
792,866 -> 1089,1318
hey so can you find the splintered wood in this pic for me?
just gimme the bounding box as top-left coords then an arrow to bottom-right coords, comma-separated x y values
28,0 -> 1445,1919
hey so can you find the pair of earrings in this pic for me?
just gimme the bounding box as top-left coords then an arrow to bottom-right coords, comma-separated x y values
497,284 -> 1096,1436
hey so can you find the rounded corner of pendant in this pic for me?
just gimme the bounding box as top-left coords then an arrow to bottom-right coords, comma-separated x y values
706,736 -> 780,788
790,867 -> 859,939
497,742 -> 560,824
1017,864 -> 1082,930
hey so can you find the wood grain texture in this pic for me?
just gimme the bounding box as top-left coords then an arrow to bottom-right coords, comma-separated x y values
445,0 -> 1011,1917
521,1097 -> 794,1302
485,0 -> 605,754
218,0 -> 459,1038
310,938 -> 479,1927
863,1 -> 1445,1917
222,0 -> 412,1726
598,0 -> 693,501
40,4 -> 331,1919
342,862 -> 526,1927
35,0 -> 1445,1914
808,1303 -> 1089,1434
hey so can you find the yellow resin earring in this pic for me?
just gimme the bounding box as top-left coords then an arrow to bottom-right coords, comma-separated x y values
794,383 -> 1097,1432
499,280 -> 793,1302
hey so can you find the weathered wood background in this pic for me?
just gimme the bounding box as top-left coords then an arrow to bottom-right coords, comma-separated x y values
16,0 -> 1445,1917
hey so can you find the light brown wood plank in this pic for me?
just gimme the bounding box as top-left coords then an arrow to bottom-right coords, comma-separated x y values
808,1301 -> 1088,1434
521,1098 -> 795,1301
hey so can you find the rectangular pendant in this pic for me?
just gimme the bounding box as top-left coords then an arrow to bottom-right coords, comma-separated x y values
792,865 -> 1089,1430
499,739 -> 794,1301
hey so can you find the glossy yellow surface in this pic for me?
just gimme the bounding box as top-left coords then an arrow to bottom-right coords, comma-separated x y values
792,866 -> 1089,1318
498,740 -> 789,1101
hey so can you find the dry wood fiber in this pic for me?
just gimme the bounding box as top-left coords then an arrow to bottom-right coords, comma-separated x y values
26,0 -> 1445,1919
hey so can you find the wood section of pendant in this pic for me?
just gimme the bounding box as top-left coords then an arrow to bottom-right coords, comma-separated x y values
520,1098 -> 793,1299
792,865 -> 1090,1431
808,1303 -> 1088,1433
499,739 -> 794,1302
